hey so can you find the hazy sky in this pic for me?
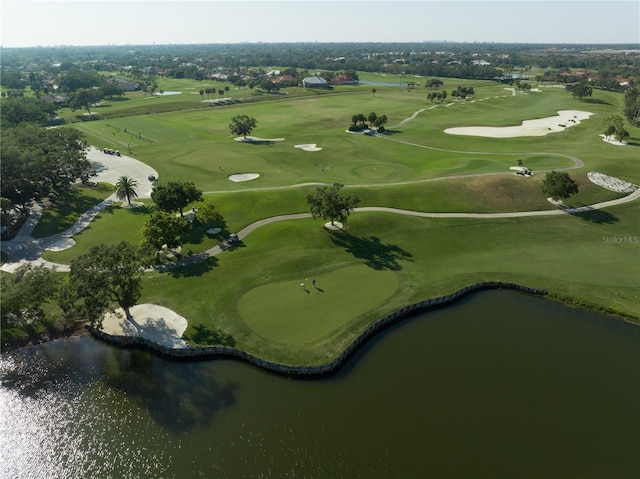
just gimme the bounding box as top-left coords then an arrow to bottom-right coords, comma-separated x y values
1,1 -> 638,47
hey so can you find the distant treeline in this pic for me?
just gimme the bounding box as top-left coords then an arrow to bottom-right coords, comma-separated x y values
2,42 -> 639,82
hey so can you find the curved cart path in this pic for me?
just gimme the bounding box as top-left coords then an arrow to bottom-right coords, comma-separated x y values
0,124 -> 634,273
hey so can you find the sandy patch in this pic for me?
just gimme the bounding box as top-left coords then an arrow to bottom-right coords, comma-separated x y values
229,173 -> 260,182
295,143 -> 323,151
324,221 -> 344,230
44,237 -> 76,251
234,136 -> 284,142
587,171 -> 638,193
444,110 -> 593,138
599,134 -> 628,146
101,303 -> 188,349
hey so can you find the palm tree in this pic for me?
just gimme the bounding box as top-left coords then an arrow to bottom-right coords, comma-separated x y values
115,175 -> 139,205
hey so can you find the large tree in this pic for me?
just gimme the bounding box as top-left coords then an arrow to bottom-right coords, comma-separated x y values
566,82 -> 593,101
229,114 -> 258,139
115,175 -> 139,205
541,171 -> 579,201
151,181 -> 202,217
1,124 -> 89,214
197,201 -> 224,229
603,115 -> 629,143
0,96 -> 57,128
623,86 -> 640,127
69,88 -> 102,114
63,242 -> 149,327
1,264 -> 61,328
142,211 -> 190,254
307,183 -> 361,227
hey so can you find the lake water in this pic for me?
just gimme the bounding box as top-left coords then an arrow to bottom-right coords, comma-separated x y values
1,290 -> 638,478
359,80 -> 408,87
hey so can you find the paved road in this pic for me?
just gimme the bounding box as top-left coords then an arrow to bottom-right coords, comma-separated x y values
1,147 -> 157,273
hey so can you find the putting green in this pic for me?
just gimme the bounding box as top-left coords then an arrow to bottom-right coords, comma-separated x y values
237,265 -> 399,345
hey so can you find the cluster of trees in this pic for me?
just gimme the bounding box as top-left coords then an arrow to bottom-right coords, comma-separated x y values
1,241 -> 150,345
603,115 -> 630,143
451,86 -> 475,100
199,85 -> 230,100
513,80 -> 532,91
427,91 -> 448,103
349,112 -> 388,132
1,121 -> 90,231
425,78 -> 444,89
623,85 -> 640,126
566,82 -> 593,101
143,181 -> 224,256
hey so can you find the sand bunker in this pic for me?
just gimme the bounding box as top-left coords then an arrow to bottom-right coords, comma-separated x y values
295,143 -> 323,152
599,134 -> 628,146
587,172 -> 638,193
234,136 -> 285,142
229,173 -> 260,182
101,303 -> 188,349
44,237 -> 76,251
445,110 -> 593,138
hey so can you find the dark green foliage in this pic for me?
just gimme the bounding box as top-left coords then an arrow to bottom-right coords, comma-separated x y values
307,183 -> 361,226
151,181 -> 202,216
1,264 -> 61,327
1,125 -> 89,213
541,171 -> 579,201
64,242 -> 149,326
229,114 -> 258,138
0,96 -> 57,128
565,82 -> 593,101
623,86 -> 640,127
142,211 -> 191,253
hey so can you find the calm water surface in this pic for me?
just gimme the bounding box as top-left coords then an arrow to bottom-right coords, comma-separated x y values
1,290 -> 639,478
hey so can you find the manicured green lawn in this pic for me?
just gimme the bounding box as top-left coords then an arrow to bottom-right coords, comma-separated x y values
32,183 -> 114,238
136,202 -> 639,365
33,76 -> 640,364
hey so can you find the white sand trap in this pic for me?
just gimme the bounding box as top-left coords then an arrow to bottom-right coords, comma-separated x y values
295,143 -> 323,151
229,173 -> 260,182
44,237 -> 76,251
234,136 -> 284,142
587,172 -> 638,193
101,303 -> 188,349
599,134 -> 628,146
445,110 -> 593,138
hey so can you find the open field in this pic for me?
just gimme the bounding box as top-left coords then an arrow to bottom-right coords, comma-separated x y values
20,77 -> 640,363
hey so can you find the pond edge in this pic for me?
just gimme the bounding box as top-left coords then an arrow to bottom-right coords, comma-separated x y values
89,282 -> 547,376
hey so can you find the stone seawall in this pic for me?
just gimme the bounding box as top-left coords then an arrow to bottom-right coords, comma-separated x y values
89,282 -> 546,376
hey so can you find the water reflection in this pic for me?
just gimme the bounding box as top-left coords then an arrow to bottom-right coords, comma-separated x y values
101,348 -> 237,433
1,291 -> 639,478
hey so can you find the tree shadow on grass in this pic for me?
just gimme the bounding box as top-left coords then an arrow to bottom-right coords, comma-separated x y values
583,98 -> 611,106
185,323 -> 236,347
329,230 -> 413,270
157,255 -> 218,277
570,208 -> 619,224
379,129 -> 402,136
